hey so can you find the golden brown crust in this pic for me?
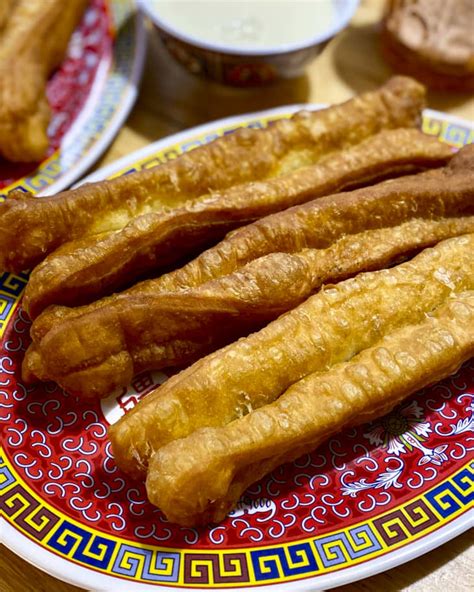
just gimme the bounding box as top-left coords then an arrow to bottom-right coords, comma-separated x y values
23,216 -> 474,398
0,0 -> 88,162
21,128 -> 453,317
382,0 -> 474,91
148,145 -> 474,292
146,291 -> 474,525
26,144 -> 474,351
29,143 -> 474,345
108,234 -> 474,478
0,0 -> 14,30
0,76 -> 425,271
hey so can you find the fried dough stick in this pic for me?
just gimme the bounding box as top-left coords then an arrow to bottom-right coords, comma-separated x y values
146,292 -> 474,526
22,216 -> 474,398
108,235 -> 474,478
149,144 -> 474,292
0,76 -> 425,272
27,145 -> 474,340
21,128 -> 452,315
0,0 -> 88,162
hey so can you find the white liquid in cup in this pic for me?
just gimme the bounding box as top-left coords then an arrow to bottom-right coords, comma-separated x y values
152,0 -> 335,50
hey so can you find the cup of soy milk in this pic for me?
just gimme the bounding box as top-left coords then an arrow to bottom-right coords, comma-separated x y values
140,0 -> 359,85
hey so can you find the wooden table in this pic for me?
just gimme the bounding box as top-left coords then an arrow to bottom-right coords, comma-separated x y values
1,0 -> 473,590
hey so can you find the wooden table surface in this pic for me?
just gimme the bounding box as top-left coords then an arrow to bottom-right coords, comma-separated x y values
1,0 -> 473,590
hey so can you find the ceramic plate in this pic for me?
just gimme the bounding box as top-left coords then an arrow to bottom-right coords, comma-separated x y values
1,106 -> 473,592
0,0 -> 146,200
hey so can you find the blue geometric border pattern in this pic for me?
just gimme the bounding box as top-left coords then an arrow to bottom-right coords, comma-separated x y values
0,272 -> 29,297
425,463 -> 474,518
48,522 -> 116,569
0,272 -> 28,337
1,450 -> 472,586
251,542 -> 318,580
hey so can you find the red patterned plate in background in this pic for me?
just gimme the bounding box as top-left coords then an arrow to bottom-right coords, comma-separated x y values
1,106 -> 473,591
0,0 -> 145,200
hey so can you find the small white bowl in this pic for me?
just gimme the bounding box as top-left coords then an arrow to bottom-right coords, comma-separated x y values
140,0 -> 360,86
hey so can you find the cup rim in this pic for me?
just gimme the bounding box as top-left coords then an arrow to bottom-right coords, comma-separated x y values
139,0 -> 359,57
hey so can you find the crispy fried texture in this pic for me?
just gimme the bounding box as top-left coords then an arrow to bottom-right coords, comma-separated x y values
0,76 -> 425,272
151,145 -> 474,291
0,0 -> 88,162
108,235 -> 474,478
21,128 -> 453,316
23,216 -> 474,398
28,144 -> 474,342
150,145 -> 474,290
146,292 -> 474,525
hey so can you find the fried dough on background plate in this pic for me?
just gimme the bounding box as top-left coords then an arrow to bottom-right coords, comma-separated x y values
0,0 -> 88,162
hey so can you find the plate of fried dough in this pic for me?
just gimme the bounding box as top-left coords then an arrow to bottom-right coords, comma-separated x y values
0,0 -> 145,199
1,76 -> 473,591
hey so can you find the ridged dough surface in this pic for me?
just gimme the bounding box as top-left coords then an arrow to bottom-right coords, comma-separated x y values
25,144 -> 474,332
108,234 -> 474,478
146,291 -> 474,525
22,128 -> 452,315
23,216 -> 474,398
